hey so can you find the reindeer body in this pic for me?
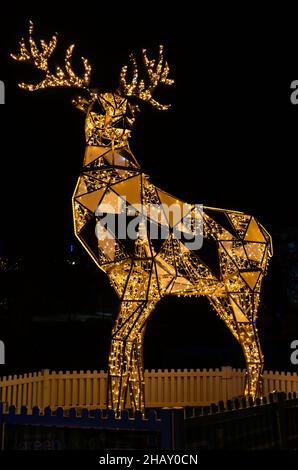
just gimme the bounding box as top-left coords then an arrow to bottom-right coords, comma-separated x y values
12,24 -> 272,415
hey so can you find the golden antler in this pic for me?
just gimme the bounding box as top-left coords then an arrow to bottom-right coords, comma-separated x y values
120,45 -> 174,111
11,21 -> 91,91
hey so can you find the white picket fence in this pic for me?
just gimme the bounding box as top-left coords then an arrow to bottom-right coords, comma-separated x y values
0,367 -> 297,413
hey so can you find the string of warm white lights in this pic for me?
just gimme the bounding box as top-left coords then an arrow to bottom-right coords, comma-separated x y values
11,20 -> 91,91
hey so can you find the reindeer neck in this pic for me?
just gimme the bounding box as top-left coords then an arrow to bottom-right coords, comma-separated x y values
83,142 -> 141,184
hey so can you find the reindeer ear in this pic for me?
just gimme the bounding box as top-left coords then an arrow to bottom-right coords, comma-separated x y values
72,95 -> 91,113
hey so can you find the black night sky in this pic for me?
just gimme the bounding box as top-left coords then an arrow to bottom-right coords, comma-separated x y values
0,5 -> 297,376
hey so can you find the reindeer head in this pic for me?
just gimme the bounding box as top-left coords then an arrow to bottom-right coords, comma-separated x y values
11,22 -> 174,147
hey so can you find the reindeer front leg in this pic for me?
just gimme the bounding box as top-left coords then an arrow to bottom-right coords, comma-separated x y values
108,300 -> 156,416
128,325 -> 151,412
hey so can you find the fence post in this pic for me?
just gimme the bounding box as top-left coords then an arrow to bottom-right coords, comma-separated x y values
171,407 -> 185,449
42,369 -> 50,410
160,407 -> 185,449
275,392 -> 287,449
160,408 -> 172,449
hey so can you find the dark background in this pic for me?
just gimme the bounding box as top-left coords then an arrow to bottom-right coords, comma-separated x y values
0,5 -> 297,375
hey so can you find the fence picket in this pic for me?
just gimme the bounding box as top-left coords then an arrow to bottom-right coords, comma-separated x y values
65,372 -> 71,408
99,370 -> 106,408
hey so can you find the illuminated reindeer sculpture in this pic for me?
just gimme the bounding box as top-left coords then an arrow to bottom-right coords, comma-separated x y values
12,23 -> 272,415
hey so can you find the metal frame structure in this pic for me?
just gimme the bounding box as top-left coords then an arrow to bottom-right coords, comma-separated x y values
12,22 -> 273,416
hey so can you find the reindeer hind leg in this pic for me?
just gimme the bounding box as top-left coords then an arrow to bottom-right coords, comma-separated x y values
208,293 -> 264,399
